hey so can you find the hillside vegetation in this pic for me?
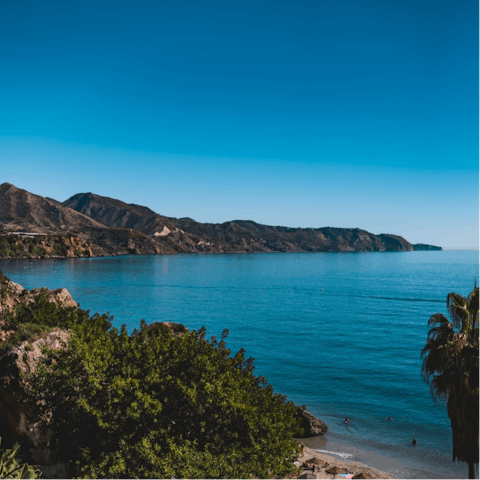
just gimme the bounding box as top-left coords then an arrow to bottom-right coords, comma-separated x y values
0,273 -> 303,478
0,233 -> 95,258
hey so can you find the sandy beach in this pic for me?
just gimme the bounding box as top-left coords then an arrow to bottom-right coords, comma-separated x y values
290,445 -> 396,479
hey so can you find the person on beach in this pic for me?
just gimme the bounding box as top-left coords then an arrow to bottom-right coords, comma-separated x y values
300,442 -> 306,457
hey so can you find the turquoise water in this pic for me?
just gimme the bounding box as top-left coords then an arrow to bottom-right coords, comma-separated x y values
1,251 -> 478,478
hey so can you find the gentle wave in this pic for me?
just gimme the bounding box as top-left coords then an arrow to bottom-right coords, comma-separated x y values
367,295 -> 444,303
314,449 -> 354,459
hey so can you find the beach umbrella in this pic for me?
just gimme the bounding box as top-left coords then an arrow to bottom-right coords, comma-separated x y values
305,457 -> 324,466
299,473 -> 316,479
326,465 -> 348,478
352,473 -> 373,479
326,466 -> 347,474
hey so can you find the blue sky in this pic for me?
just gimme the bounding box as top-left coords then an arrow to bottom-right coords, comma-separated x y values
0,0 -> 478,248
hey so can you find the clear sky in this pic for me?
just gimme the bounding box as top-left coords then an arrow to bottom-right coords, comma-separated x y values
1,0 -> 478,249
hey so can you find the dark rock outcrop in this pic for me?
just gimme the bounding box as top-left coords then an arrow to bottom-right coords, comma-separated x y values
295,407 -> 329,437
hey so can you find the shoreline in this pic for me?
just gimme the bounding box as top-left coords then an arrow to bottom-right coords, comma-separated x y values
293,444 -> 396,479
295,433 -> 465,479
0,248 -> 448,262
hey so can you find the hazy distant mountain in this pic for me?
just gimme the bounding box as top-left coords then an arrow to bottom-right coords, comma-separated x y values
0,183 -> 105,233
0,183 -> 442,257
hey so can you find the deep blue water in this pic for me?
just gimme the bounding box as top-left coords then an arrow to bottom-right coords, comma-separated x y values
1,251 -> 478,478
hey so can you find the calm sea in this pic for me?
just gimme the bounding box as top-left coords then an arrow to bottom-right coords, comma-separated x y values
0,251 -> 478,479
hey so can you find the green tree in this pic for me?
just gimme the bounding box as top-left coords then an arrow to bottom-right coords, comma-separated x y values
0,291 -> 96,357
19,301 -> 302,478
421,283 -> 479,479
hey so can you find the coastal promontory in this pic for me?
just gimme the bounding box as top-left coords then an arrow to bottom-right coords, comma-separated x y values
0,182 -> 443,258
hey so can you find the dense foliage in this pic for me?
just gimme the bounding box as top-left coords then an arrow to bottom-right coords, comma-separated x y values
11,296 -> 302,478
0,293 -> 90,357
0,234 -> 47,257
0,438 -> 40,479
421,284 -> 479,479
0,234 -> 86,258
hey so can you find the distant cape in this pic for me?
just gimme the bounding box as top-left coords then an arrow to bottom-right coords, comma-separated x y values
0,182 -> 442,258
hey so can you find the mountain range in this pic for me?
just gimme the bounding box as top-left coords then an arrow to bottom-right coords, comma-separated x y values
0,182 -> 442,257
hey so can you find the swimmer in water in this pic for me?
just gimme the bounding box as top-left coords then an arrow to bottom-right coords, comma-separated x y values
344,417 -> 350,424
412,438 -> 418,445
387,416 -> 393,420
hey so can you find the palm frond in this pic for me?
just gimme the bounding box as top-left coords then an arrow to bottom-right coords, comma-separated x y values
427,312 -> 451,328
447,293 -> 469,331
468,286 -> 479,329
422,285 -> 479,468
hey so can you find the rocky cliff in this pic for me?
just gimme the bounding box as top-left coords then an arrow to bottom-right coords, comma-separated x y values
0,271 -> 77,318
295,408 -> 329,437
0,272 -> 77,477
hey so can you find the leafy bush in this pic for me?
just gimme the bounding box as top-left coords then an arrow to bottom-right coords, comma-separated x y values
0,322 -> 53,358
0,293 -> 92,358
0,235 -> 22,257
49,242 -> 68,257
0,236 -> 47,258
0,438 -> 40,479
27,242 -> 45,257
18,300 -> 301,478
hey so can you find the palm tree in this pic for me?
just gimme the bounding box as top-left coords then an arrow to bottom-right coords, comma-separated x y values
421,283 -> 479,479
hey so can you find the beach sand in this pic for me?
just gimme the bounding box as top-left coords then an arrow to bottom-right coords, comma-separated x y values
289,445 -> 396,479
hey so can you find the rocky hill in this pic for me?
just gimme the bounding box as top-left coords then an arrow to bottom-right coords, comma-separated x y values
0,182 -> 442,257
62,192 -> 179,236
63,190 -> 442,253
0,183 -> 105,233
173,218 -> 417,253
